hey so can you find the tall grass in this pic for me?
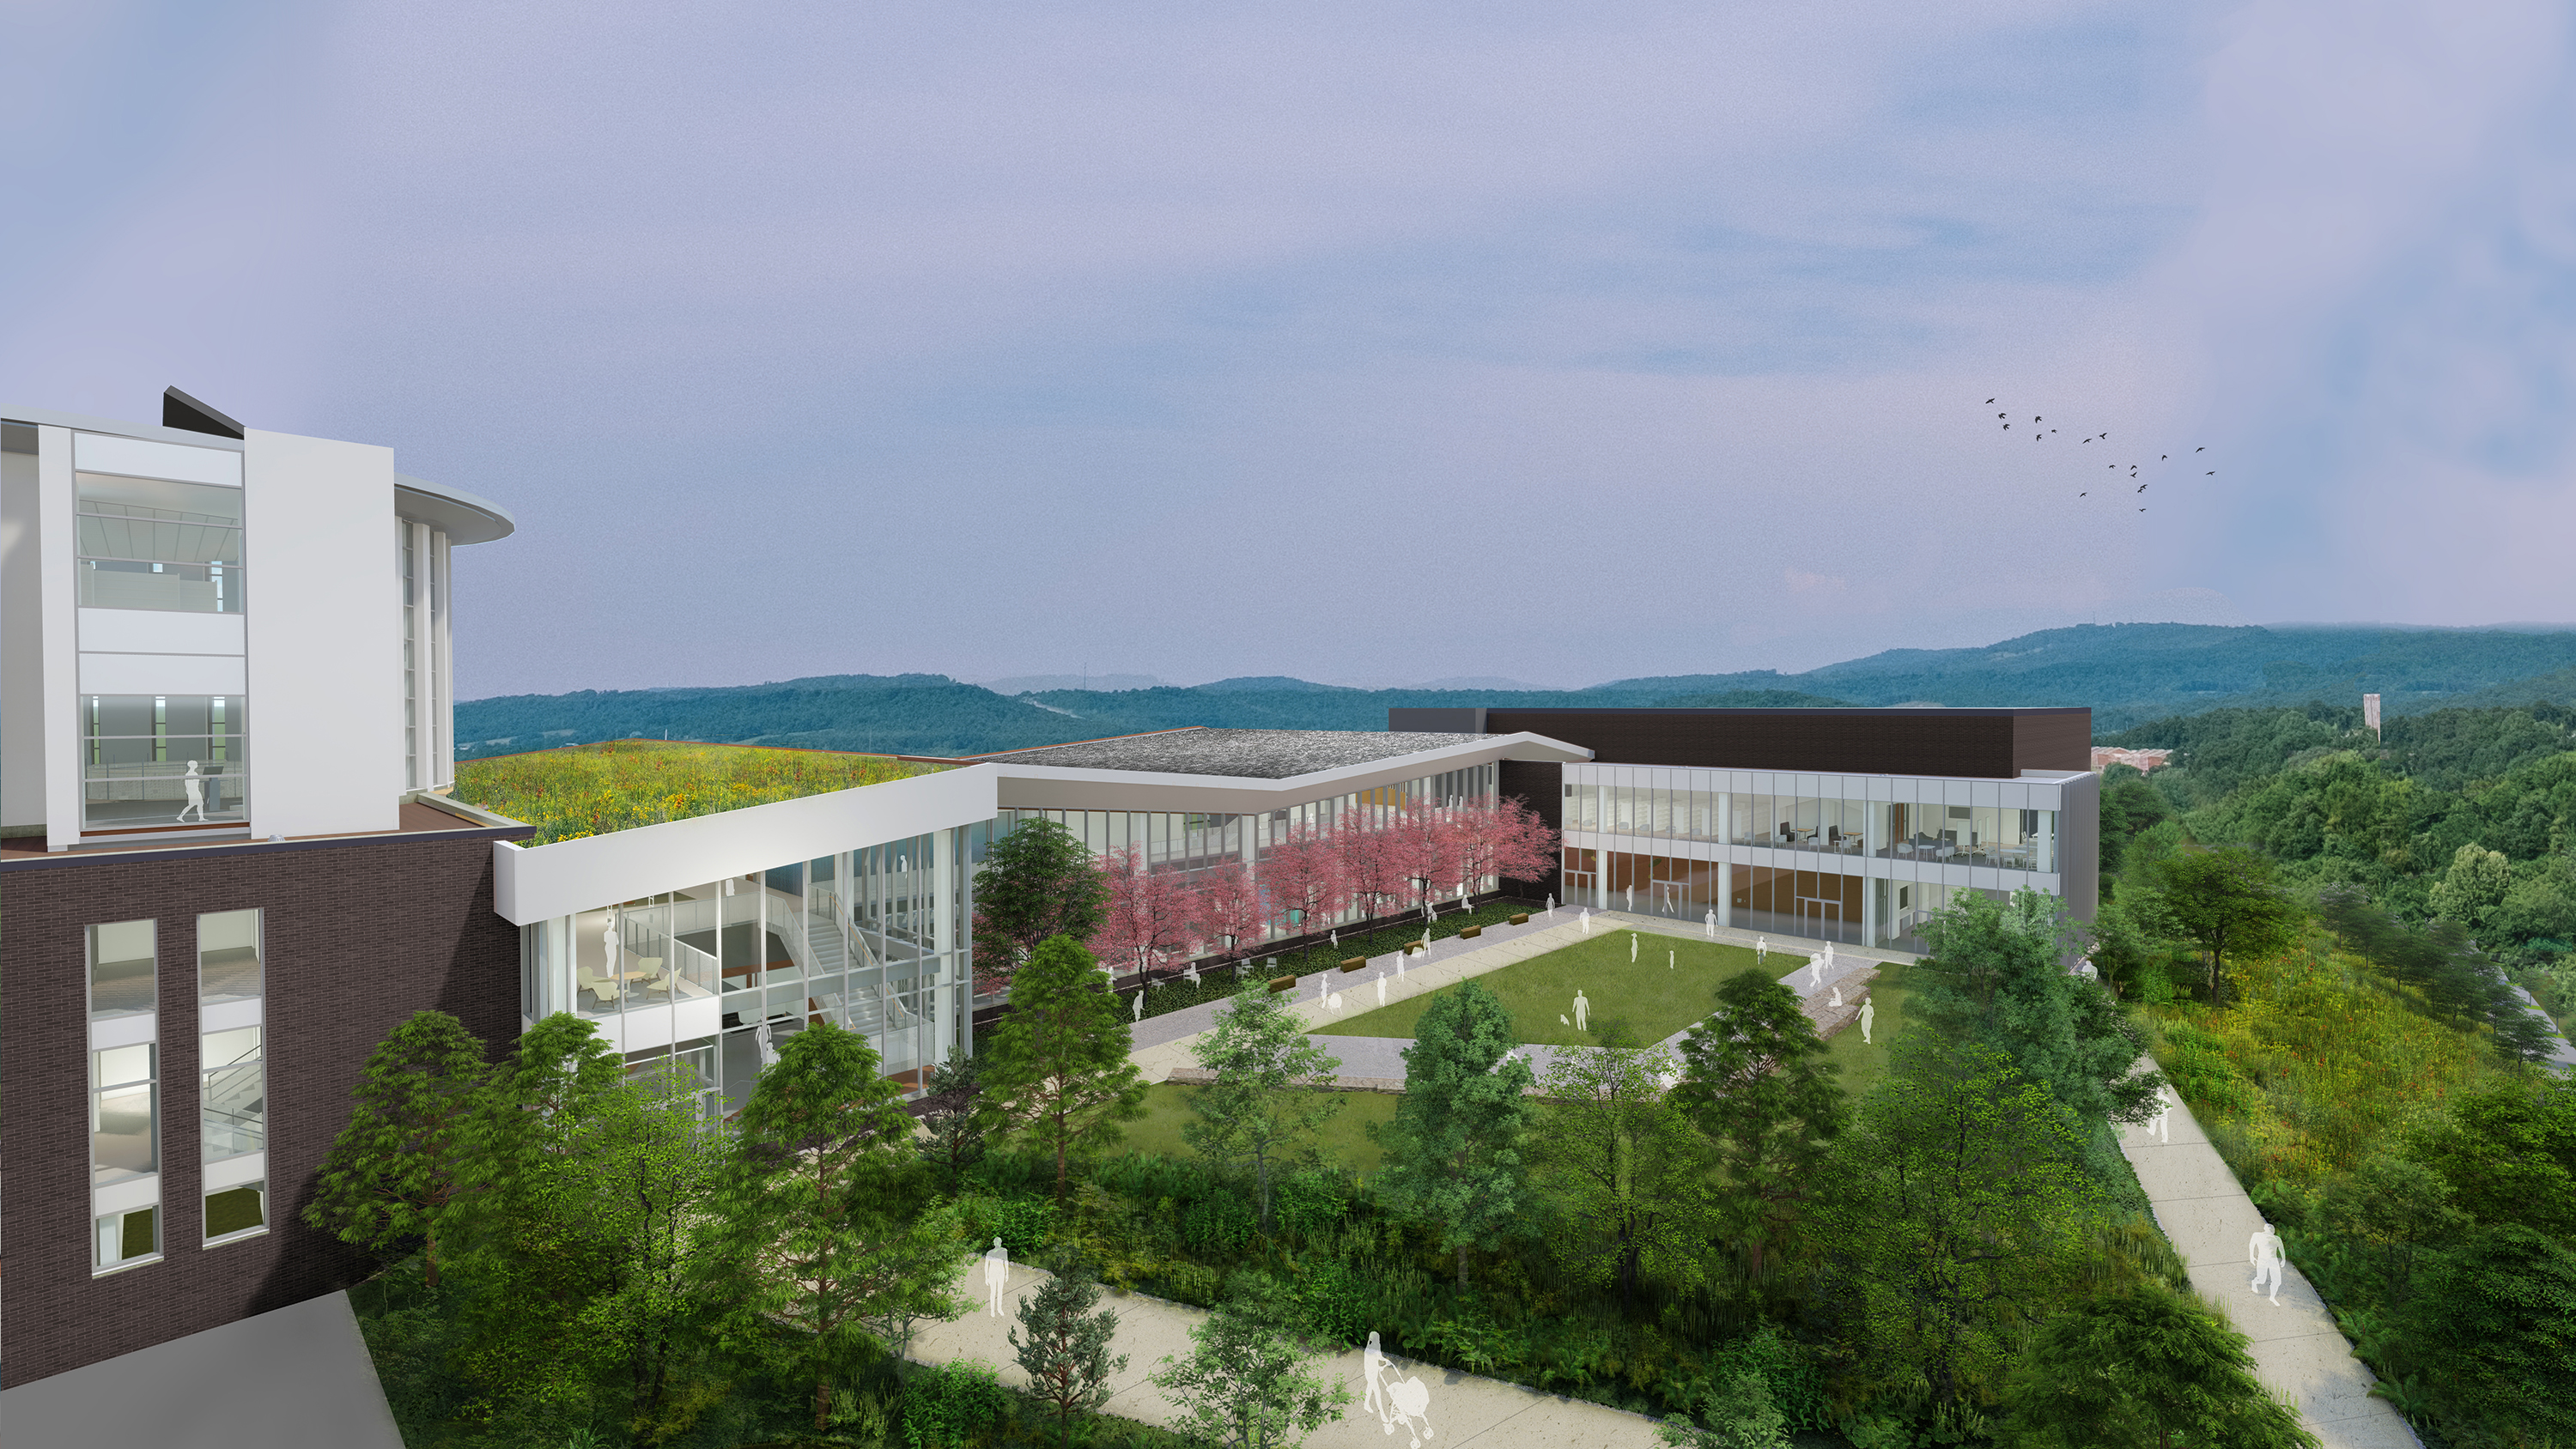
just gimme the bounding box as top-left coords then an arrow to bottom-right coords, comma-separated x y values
453,740 -> 940,845
2145,937 -> 2517,1197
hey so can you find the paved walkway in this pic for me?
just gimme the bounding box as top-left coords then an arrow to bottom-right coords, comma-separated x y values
2510,982 -> 2576,1073
910,1260 -> 1662,1449
2118,1075 -> 2421,1449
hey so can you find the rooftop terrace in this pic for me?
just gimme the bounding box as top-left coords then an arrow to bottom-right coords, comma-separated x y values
452,740 -> 943,845
968,726 -> 1487,779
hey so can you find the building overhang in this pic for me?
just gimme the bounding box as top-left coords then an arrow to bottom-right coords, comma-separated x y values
990,731 -> 1590,815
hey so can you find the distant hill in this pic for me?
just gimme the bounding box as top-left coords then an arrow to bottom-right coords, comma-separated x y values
456,623 -> 2576,760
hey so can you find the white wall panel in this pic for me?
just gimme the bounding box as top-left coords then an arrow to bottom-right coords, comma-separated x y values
39,427 -> 80,850
78,652 -> 247,694
78,608 -> 244,656
243,430 -> 402,838
1,446 -> 45,829
74,433 -> 240,486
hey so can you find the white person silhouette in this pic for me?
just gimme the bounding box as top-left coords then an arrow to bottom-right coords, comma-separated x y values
1630,933 -> 1638,963
1860,995 -> 1874,1045
2250,1221 -> 2285,1304
983,1237 -> 1011,1316
1573,990 -> 1589,1031
1362,1331 -> 1388,1415
1704,909 -> 1716,938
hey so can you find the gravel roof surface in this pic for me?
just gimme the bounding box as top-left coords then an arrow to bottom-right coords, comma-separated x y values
975,727 -> 1486,779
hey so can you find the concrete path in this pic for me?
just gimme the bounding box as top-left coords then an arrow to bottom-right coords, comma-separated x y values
2118,1077 -> 2421,1449
2509,982 -> 2576,1073
910,1260 -> 1662,1449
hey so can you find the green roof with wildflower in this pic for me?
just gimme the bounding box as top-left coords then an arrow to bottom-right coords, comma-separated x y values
453,739 -> 945,846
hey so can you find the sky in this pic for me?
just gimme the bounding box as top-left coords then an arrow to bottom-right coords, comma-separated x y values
5,1 -> 2573,697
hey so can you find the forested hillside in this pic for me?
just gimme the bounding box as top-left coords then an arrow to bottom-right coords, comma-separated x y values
2098,700 -> 2576,987
458,623 -> 2576,760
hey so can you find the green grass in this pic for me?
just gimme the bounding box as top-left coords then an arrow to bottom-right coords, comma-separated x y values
1121,1082 -> 1400,1173
452,739 -> 942,845
1818,956 -> 1912,1099
1321,931 -> 1811,1047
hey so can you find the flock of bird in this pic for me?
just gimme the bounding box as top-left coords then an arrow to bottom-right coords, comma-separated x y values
1982,397 -> 2211,512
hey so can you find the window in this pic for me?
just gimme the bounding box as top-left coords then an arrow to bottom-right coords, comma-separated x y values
88,919 -> 155,1021
201,1025 -> 264,1161
92,1043 -> 158,1185
81,694 -> 248,830
75,471 -> 245,613
197,907 -> 262,1005
205,1183 -> 266,1241
96,1207 -> 159,1270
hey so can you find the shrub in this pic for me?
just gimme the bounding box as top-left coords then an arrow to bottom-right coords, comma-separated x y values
1273,1170 -> 1350,1242
900,1360 -> 1009,1449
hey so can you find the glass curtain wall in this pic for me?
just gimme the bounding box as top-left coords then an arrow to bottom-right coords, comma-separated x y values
75,471 -> 244,614
522,823 -> 982,1113
1571,779 -> 2057,872
82,694 -> 247,830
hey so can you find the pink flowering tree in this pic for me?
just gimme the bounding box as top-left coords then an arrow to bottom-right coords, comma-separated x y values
1469,796 -> 1559,894
1384,803 -> 1466,916
1334,809 -> 1412,925
1261,822 -> 1349,942
1192,858 -> 1267,962
1090,846 -> 1201,985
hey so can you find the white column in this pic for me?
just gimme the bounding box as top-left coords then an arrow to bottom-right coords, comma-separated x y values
37,427 -> 80,852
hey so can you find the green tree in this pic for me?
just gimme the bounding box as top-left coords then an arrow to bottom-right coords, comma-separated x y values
2403,1072 -> 2576,1241
1011,1258 -> 1128,1449
1150,1274 -> 1352,1449
1533,1038 -> 1718,1316
2146,847 -> 2303,1006
1671,969 -> 1845,1282
978,934 -> 1149,1201
2098,765 -> 2172,886
428,1019 -> 737,1441
2429,842 -> 2515,940
974,817 -> 1112,974
1914,889 -> 2164,1139
304,1009 -> 489,1287
1997,1283 -> 2315,1449
1813,1040 -> 2100,1412
2415,1225 -> 2576,1446
1370,981 -> 1535,1290
915,1053 -> 989,1191
705,1020 -> 966,1434
1182,985 -> 1344,1232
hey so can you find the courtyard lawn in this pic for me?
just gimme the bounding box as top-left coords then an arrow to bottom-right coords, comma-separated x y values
1120,1082 -> 1399,1173
1320,931 -> 1806,1048
1819,956 -> 1915,1100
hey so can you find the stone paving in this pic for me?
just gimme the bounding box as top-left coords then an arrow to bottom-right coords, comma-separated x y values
2117,1073 -> 2423,1449
909,1258 -> 1666,1449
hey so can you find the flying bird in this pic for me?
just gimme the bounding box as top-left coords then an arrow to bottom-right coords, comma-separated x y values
2137,484 -> 2148,492
1986,397 -> 1996,403
2207,471 -> 2215,476
2196,446 -> 2204,452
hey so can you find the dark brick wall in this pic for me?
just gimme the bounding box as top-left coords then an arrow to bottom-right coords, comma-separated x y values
1497,760 -> 1562,900
0,829 -> 524,1386
1478,707 -> 2090,779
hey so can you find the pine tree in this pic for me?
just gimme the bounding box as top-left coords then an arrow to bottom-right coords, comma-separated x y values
1671,969 -> 1845,1281
914,1052 -> 989,1190
303,1009 -> 491,1286
974,817 -> 1112,975
1182,985 -> 1344,1231
1369,981 -> 1534,1289
1011,1258 -> 1128,1449
703,1020 -> 967,1434
979,934 -> 1149,1200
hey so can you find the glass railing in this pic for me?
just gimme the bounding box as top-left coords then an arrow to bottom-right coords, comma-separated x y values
82,762 -> 247,829
77,558 -> 244,613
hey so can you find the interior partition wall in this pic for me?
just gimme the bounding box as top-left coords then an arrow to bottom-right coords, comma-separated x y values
519,822 -> 984,1108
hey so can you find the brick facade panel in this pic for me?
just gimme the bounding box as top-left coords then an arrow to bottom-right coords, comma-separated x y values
1,832 -> 522,1385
